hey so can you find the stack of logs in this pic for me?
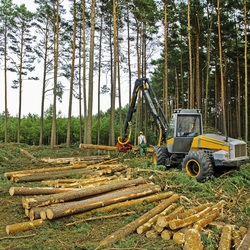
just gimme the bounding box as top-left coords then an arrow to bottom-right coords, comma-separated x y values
135,199 -> 247,250
3,155 -> 249,249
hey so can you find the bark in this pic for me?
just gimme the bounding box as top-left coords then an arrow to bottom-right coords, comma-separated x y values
12,168 -> 94,183
161,229 -> 173,241
9,187 -> 82,196
29,207 -> 45,221
4,163 -> 87,180
156,206 -> 185,228
153,224 -> 164,233
40,155 -> 110,163
22,178 -> 146,209
193,209 -> 220,232
237,223 -> 250,250
6,219 -> 44,235
183,228 -> 203,250
145,230 -> 158,239
73,191 -> 174,218
41,175 -> 121,188
99,194 -> 180,247
218,224 -> 232,250
66,211 -> 135,226
169,206 -> 212,230
46,183 -> 162,220
233,229 -> 242,249
136,203 -> 177,234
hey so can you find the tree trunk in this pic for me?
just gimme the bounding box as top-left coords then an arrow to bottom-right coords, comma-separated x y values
9,187 -> 82,196
85,0 -> 96,146
4,163 -> 88,180
163,1 -> 169,117
6,219 -> 44,235
46,183 -> 162,220
51,0 -> 59,148
136,203 -> 177,234
169,206 -> 212,230
73,191 -> 174,219
22,178 -> 146,209
161,229 -> 173,241
187,0 -> 194,108
244,0 -> 248,142
183,228 -> 203,250
217,0 -> 227,135
12,168 -> 95,183
66,0 -> 77,147
218,225 -> 232,250
237,223 -> 250,250
99,193 -> 179,247
156,206 -> 184,228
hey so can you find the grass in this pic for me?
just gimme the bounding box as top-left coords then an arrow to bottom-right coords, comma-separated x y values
0,144 -> 249,250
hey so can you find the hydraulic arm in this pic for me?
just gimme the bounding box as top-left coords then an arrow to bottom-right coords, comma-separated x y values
117,78 -> 169,152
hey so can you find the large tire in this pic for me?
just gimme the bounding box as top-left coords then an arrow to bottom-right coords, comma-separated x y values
183,150 -> 214,182
153,146 -> 169,166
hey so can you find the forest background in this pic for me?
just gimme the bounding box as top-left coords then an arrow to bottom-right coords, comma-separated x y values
0,0 -> 249,148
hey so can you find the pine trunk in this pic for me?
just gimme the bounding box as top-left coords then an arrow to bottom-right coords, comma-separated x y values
46,183 -> 161,220
22,178 -> 146,209
99,194 -> 179,247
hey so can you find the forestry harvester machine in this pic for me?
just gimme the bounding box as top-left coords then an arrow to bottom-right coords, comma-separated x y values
116,78 -> 249,182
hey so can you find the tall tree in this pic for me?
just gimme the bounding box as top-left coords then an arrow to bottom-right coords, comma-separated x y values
85,0 -> 96,145
8,4 -> 36,143
0,0 -> 15,143
109,0 -> 118,146
50,0 -> 59,148
163,0 -> 169,117
243,0 -> 248,141
34,0 -> 54,145
217,0 -> 227,135
66,0 -> 77,147
187,0 -> 194,108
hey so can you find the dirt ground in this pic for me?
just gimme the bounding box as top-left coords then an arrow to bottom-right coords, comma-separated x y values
0,145 -> 249,250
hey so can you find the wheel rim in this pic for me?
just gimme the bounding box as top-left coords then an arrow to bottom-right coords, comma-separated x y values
186,159 -> 201,178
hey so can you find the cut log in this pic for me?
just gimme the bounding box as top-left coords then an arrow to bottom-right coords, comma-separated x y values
22,177 -> 146,209
145,230 -> 158,238
193,208 -> 221,232
153,224 -> 164,233
41,175 -> 120,187
40,155 -> 110,164
233,228 -> 242,249
12,168 -> 95,183
9,187 -> 83,196
6,219 -> 44,235
4,164 -> 88,180
72,191 -> 174,218
79,143 -> 154,153
156,206 -> 185,228
218,224 -> 232,250
66,211 -> 135,226
169,206 -> 212,230
98,193 -> 180,247
183,228 -> 203,250
161,229 -> 173,240
237,223 -> 250,250
136,203 -> 177,234
177,203 -> 211,220
172,226 -> 191,245
46,183 -> 162,220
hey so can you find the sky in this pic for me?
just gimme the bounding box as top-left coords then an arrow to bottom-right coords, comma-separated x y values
0,0 -> 131,117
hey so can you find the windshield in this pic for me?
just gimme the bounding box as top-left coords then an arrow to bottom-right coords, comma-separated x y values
176,115 -> 201,137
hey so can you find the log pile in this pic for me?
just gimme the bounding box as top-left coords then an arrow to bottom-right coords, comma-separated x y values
129,199 -> 248,250
3,155 -> 249,249
4,157 -> 167,235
